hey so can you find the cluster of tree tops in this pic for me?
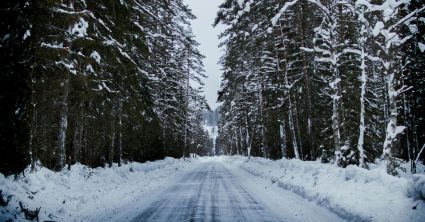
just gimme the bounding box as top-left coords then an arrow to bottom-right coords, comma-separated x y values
0,0 -> 214,176
214,0 -> 425,175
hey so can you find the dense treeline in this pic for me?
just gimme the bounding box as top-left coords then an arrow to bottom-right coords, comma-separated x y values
202,107 -> 221,126
215,0 -> 425,175
0,0 -> 212,175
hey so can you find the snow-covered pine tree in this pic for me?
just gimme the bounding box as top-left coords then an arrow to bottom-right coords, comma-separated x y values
0,0 -> 33,175
0,0 -> 208,173
356,0 -> 425,175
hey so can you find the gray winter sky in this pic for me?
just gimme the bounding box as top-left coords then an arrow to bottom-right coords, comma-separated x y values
184,0 -> 224,110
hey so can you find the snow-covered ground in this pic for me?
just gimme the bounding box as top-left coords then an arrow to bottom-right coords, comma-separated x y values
1,156 -> 424,222
0,158 -> 200,222
220,156 -> 425,222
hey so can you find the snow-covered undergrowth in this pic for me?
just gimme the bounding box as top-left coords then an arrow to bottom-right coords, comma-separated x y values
221,156 -> 425,222
0,157 -> 199,222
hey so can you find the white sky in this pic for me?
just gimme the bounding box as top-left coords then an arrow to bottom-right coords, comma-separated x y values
184,0 -> 224,110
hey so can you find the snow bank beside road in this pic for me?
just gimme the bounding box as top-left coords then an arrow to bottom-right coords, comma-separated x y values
0,157 -> 199,222
221,156 -> 425,222
411,174 -> 425,200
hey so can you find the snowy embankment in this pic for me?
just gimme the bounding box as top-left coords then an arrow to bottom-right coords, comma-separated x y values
0,157 -> 200,222
221,156 -> 425,222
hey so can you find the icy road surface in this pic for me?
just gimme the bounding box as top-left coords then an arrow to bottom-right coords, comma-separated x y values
130,162 -> 279,221
109,160 -> 345,222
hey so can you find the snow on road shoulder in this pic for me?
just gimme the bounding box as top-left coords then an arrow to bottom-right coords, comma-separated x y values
0,157 -> 200,222
217,157 -> 346,222
219,156 -> 425,222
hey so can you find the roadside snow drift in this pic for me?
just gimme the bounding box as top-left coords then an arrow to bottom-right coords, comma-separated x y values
0,158 -> 199,222
221,156 -> 425,222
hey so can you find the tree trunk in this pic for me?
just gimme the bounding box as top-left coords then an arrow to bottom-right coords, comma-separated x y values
118,99 -> 123,167
288,97 -> 300,159
72,120 -> 80,164
358,56 -> 367,168
403,93 -> 415,173
301,2 -> 313,160
383,72 -> 403,175
109,115 -> 115,168
230,137 -> 233,156
331,67 -> 342,166
294,101 -> 303,159
29,71 -> 36,172
357,11 -> 368,168
239,127 -> 244,155
235,130 -> 240,155
183,48 -> 191,159
279,21 -> 300,159
329,15 -> 342,165
259,71 -> 268,158
245,116 -> 251,159
284,62 -> 300,159
72,104 -> 84,165
57,76 -> 69,170
303,67 -> 313,160
279,120 -> 287,159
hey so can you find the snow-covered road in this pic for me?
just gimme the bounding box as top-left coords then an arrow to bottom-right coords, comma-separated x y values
110,160 -> 344,222
130,162 -> 279,221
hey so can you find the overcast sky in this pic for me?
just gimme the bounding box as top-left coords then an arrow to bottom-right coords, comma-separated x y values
184,0 -> 224,110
